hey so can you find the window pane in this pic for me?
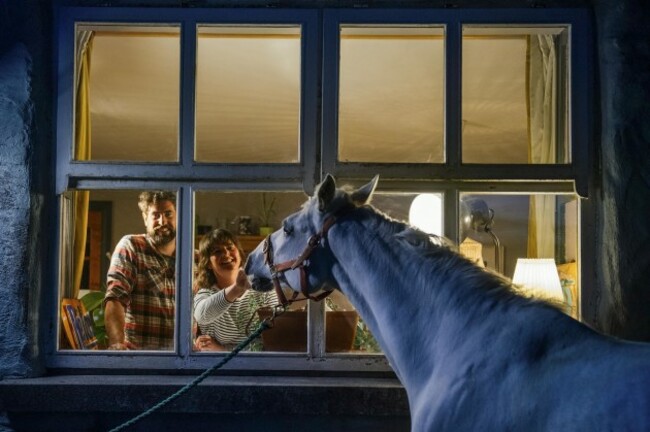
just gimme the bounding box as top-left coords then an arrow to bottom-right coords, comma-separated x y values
323,191 -> 444,355
74,25 -> 180,162
338,26 -> 445,163
195,26 -> 301,163
193,191 -> 307,353
459,193 -> 579,318
325,293 -> 372,353
58,189 -> 178,351
462,26 -> 570,164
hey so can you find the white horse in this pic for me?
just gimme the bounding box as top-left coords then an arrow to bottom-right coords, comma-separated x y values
245,175 -> 650,432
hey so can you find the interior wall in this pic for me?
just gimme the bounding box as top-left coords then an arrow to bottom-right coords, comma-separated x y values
195,191 -> 307,236
90,190 -> 142,250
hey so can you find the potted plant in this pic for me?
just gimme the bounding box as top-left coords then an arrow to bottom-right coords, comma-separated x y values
258,193 -> 277,236
79,289 -> 108,349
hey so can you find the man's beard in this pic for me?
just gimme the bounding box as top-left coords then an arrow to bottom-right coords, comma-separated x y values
149,225 -> 176,246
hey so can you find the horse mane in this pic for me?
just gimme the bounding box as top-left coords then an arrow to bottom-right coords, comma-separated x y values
325,190 -> 562,313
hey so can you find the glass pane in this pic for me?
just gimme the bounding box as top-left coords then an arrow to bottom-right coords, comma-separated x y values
338,26 -> 445,163
325,293 -> 369,353
462,26 -> 570,164
323,191 -> 444,354
459,193 -> 580,318
195,26 -> 301,163
58,189 -> 178,351
74,25 -> 180,162
193,191 -> 307,353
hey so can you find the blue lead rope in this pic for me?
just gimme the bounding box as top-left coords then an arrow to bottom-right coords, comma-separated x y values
108,319 -> 272,432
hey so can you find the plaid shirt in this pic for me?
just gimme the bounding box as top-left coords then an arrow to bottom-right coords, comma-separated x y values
105,234 -> 175,350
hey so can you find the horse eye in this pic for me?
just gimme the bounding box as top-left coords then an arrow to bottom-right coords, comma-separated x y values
283,223 -> 293,235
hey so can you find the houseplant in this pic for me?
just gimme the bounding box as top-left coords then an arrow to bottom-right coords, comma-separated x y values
80,289 -> 107,349
258,193 -> 277,236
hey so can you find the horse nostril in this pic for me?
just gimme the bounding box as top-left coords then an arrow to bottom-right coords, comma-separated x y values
251,277 -> 273,292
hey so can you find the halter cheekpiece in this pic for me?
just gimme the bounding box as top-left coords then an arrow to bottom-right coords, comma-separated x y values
262,214 -> 338,307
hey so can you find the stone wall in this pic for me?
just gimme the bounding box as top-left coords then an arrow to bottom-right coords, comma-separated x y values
0,0 -> 51,379
592,0 -> 650,341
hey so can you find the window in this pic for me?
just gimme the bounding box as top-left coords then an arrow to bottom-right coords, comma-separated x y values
73,25 -> 181,162
337,26 -> 445,163
321,9 -> 590,326
462,26 -> 570,164
195,25 -> 302,163
52,7 -> 592,372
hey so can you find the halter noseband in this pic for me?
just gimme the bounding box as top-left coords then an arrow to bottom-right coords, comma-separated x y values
262,215 -> 338,307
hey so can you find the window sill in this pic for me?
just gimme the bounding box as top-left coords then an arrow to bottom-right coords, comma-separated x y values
0,374 -> 408,416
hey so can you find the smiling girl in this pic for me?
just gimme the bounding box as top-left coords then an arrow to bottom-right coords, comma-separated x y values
193,229 -> 278,351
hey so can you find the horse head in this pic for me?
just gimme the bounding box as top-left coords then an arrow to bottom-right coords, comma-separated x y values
245,174 -> 379,298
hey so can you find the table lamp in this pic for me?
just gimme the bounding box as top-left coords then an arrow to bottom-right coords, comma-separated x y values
512,258 -> 564,302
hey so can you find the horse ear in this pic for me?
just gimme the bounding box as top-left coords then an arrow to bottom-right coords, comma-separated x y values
351,175 -> 379,206
316,174 -> 337,212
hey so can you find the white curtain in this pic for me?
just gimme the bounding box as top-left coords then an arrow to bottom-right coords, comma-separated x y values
527,34 -> 557,259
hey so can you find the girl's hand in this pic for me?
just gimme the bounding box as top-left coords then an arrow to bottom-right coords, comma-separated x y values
224,268 -> 251,303
194,335 -> 227,351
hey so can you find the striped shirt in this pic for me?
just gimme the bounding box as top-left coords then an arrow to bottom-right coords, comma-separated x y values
194,283 -> 278,349
105,234 -> 175,350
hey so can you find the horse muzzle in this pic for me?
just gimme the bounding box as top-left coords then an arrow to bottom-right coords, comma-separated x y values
250,276 -> 274,292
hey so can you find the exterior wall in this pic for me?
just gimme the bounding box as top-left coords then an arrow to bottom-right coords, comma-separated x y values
591,0 -> 650,340
2,0 -> 650,429
0,0 -> 51,380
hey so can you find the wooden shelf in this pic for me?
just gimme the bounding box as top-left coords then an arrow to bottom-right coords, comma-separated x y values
195,234 -> 266,255
238,235 -> 266,254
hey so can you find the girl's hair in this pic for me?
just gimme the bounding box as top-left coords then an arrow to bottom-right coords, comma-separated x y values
193,228 -> 245,294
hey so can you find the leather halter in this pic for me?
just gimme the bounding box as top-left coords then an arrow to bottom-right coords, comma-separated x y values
262,215 -> 337,307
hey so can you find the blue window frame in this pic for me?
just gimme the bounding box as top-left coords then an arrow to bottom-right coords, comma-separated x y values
51,6 -> 593,373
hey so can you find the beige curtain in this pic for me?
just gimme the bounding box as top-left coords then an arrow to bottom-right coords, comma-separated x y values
72,31 -> 94,299
527,34 -> 557,259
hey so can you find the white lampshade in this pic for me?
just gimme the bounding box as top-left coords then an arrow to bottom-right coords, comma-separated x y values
409,193 -> 443,236
512,258 -> 564,302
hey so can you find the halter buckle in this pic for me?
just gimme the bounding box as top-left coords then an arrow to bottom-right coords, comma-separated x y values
308,234 -> 320,247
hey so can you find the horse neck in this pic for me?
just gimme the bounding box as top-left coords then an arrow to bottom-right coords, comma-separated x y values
326,213 -> 562,396
326,217 -> 451,382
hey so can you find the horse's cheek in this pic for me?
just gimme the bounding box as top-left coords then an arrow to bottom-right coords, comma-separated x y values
243,252 -> 258,275
282,270 -> 300,292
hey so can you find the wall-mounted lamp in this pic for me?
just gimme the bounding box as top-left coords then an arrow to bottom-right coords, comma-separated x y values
409,193 -> 443,236
512,258 -> 564,302
460,198 -> 502,273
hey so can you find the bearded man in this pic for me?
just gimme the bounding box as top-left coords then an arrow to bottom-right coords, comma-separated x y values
104,191 -> 177,350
